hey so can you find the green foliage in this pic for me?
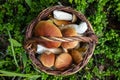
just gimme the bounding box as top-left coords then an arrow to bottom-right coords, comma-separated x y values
0,0 -> 120,80
106,0 -> 120,21
8,39 -> 22,47
68,0 -> 120,79
0,70 -> 41,79
69,0 -> 88,13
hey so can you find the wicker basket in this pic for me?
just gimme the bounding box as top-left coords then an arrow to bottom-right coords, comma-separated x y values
24,6 -> 98,76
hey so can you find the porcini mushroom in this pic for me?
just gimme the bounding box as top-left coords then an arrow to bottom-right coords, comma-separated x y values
53,10 -> 77,23
61,27 -> 78,49
34,20 -> 62,48
77,22 -> 88,34
39,52 -> 55,68
53,10 -> 72,21
70,50 -> 83,64
59,22 -> 88,34
55,53 -> 72,70
77,42 -> 89,55
50,18 -> 70,26
72,14 -> 77,23
36,45 -> 63,54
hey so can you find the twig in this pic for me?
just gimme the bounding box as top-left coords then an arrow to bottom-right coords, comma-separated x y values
0,52 -> 7,60
57,2 -> 63,6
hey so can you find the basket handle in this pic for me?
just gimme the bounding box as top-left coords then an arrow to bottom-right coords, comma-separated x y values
26,30 -> 98,43
31,34 -> 97,43
24,33 -> 98,54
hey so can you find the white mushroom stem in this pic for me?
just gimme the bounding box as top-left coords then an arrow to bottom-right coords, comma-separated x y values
37,45 -> 63,54
77,22 -> 88,34
59,22 -> 88,34
53,10 -> 72,21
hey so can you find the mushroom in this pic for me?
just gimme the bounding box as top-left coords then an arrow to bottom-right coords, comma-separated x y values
53,10 -> 72,21
36,45 -> 63,54
59,22 -> 88,34
76,22 -> 88,34
53,10 -> 77,23
70,50 -> 83,64
34,20 -> 62,48
55,53 -> 72,70
77,42 -> 89,55
72,14 -> 77,23
50,18 -> 70,26
61,27 -> 78,49
39,52 -> 55,68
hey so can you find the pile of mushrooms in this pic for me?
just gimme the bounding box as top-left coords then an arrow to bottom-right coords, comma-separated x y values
34,10 -> 89,70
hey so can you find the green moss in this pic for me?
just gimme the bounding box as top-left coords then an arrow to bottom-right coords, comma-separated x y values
0,0 -> 120,80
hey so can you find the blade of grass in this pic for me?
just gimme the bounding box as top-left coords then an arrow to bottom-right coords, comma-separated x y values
0,61 -> 10,65
8,38 -> 22,47
21,52 -> 28,68
25,0 -> 32,8
7,29 -> 19,67
0,70 -> 41,78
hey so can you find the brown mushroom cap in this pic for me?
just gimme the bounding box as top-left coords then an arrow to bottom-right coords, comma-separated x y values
55,53 -> 72,70
70,50 -> 83,64
51,18 -> 70,26
39,52 -> 55,68
61,27 -> 78,49
34,20 -> 62,48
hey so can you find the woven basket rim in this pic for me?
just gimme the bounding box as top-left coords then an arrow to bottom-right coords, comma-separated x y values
24,6 -> 98,76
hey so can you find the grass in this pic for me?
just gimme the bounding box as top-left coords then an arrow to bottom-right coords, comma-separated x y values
0,70 -> 41,79
7,29 -> 19,67
0,0 -> 120,80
